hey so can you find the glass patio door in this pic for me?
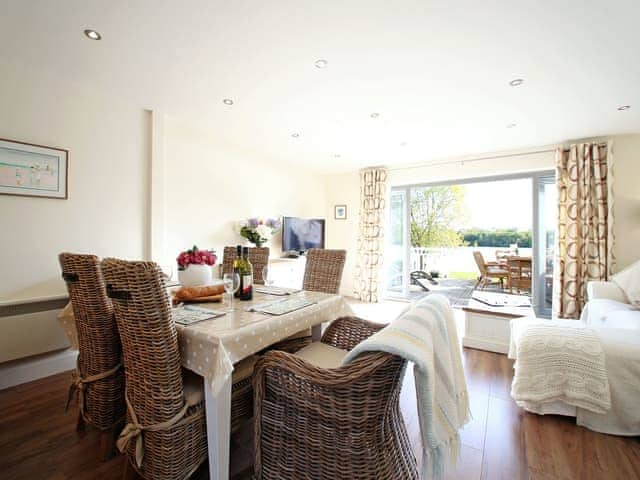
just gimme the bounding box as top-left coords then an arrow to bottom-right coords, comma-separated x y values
385,187 -> 410,298
533,174 -> 556,317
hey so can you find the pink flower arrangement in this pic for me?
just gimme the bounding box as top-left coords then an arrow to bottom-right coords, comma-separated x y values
176,245 -> 217,271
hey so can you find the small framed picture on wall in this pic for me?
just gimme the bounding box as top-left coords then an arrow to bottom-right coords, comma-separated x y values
334,204 -> 347,220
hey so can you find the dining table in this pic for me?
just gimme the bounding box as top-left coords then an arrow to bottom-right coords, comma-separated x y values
58,289 -> 353,480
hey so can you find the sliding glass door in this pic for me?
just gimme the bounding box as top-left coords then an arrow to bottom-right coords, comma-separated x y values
385,188 -> 410,299
533,174 -> 556,317
385,171 -> 556,317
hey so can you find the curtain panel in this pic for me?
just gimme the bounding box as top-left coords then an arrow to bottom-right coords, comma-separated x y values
354,167 -> 387,303
553,142 -> 615,319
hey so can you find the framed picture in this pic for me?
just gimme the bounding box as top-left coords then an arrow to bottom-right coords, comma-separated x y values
0,138 -> 68,199
334,204 -> 347,220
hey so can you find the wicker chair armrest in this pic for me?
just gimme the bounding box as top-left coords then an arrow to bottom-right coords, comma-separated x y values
320,315 -> 385,350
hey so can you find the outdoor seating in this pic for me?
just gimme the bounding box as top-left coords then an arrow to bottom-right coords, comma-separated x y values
473,251 -> 510,290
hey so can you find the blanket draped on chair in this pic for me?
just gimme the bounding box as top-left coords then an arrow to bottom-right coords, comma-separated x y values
342,294 -> 469,478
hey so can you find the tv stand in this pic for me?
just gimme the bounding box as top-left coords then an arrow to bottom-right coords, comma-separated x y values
269,256 -> 306,289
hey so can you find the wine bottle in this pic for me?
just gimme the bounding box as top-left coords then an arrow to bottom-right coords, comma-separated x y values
239,247 -> 253,301
233,245 -> 242,298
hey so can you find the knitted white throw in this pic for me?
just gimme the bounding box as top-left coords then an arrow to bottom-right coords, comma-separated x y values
511,321 -> 611,414
342,295 -> 469,478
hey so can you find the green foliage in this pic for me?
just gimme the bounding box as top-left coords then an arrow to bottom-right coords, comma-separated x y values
410,185 -> 466,247
460,228 -> 532,248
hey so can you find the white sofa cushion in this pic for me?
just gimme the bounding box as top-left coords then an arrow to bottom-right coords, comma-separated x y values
611,260 -> 640,306
587,281 -> 627,303
581,298 -> 635,326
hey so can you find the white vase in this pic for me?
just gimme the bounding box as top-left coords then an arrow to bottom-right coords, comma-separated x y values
178,264 -> 213,287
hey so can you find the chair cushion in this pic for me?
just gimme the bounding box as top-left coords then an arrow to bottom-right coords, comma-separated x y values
232,354 -> 259,383
182,368 -> 204,407
294,342 -> 348,369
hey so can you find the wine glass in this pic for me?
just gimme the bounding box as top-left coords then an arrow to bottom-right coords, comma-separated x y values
223,273 -> 240,312
262,265 -> 274,287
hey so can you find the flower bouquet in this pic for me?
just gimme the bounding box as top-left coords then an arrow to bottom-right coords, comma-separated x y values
176,245 -> 217,287
237,217 -> 282,247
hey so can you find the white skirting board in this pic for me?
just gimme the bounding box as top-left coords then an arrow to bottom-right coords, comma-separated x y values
0,348 -> 77,390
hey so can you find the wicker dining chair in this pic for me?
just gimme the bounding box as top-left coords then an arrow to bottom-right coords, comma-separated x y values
101,258 -> 208,480
58,253 -> 125,461
268,248 -> 347,353
222,246 -> 270,284
303,248 -> 347,294
253,316 -> 418,480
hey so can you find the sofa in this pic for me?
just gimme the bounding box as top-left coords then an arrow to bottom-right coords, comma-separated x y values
582,281 -> 640,330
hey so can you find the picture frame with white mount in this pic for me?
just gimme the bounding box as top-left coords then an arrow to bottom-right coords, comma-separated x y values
334,204 -> 347,220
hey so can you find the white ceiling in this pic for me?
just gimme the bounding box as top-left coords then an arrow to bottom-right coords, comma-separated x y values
2,0 -> 639,173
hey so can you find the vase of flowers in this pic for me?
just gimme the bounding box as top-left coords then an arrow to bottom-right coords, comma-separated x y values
176,245 -> 217,286
237,217 -> 282,247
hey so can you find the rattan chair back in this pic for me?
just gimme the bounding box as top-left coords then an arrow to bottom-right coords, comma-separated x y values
101,258 -> 183,426
101,258 -> 207,479
58,253 -> 125,431
302,248 -> 346,294
222,246 -> 270,284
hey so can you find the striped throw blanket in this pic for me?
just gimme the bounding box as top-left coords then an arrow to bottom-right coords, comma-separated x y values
342,295 -> 469,478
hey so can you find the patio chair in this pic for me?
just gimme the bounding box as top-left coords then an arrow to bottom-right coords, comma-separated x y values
473,251 -> 509,290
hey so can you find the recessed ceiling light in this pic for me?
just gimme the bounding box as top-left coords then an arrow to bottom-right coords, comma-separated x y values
314,59 -> 328,69
291,133 -> 300,138
84,29 -> 101,40
400,142 -> 408,147
222,98 -> 234,105
370,112 -> 380,118
509,78 -> 524,87
507,123 -> 517,128
618,105 -> 631,111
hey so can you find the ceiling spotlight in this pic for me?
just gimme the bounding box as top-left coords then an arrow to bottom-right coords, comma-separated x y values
509,78 -> 524,87
291,133 -> 300,138
370,112 -> 380,118
314,59 -> 328,69
222,98 -> 234,105
84,29 -> 102,40
507,123 -> 517,128
617,105 -> 631,111
400,141 -> 408,147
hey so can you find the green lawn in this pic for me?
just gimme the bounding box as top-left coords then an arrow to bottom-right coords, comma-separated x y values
447,271 -> 478,280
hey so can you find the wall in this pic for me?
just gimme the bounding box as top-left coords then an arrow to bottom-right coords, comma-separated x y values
0,65 -> 151,302
324,171 -> 360,295
0,64 -> 150,363
160,116 -> 327,269
612,134 -> 640,270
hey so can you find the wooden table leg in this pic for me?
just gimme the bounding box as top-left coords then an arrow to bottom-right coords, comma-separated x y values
205,374 -> 231,480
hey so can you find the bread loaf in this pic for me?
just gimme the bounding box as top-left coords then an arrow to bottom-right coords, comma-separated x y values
174,284 -> 225,301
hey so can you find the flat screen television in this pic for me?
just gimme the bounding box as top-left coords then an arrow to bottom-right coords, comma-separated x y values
282,217 -> 325,253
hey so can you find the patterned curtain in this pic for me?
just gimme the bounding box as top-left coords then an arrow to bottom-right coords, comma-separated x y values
553,142 -> 615,319
354,167 -> 387,303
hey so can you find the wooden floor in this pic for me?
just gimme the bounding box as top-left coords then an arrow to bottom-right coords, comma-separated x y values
1,347 -> 639,479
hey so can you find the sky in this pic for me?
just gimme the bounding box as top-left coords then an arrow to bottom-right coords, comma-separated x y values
461,178 -> 533,230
